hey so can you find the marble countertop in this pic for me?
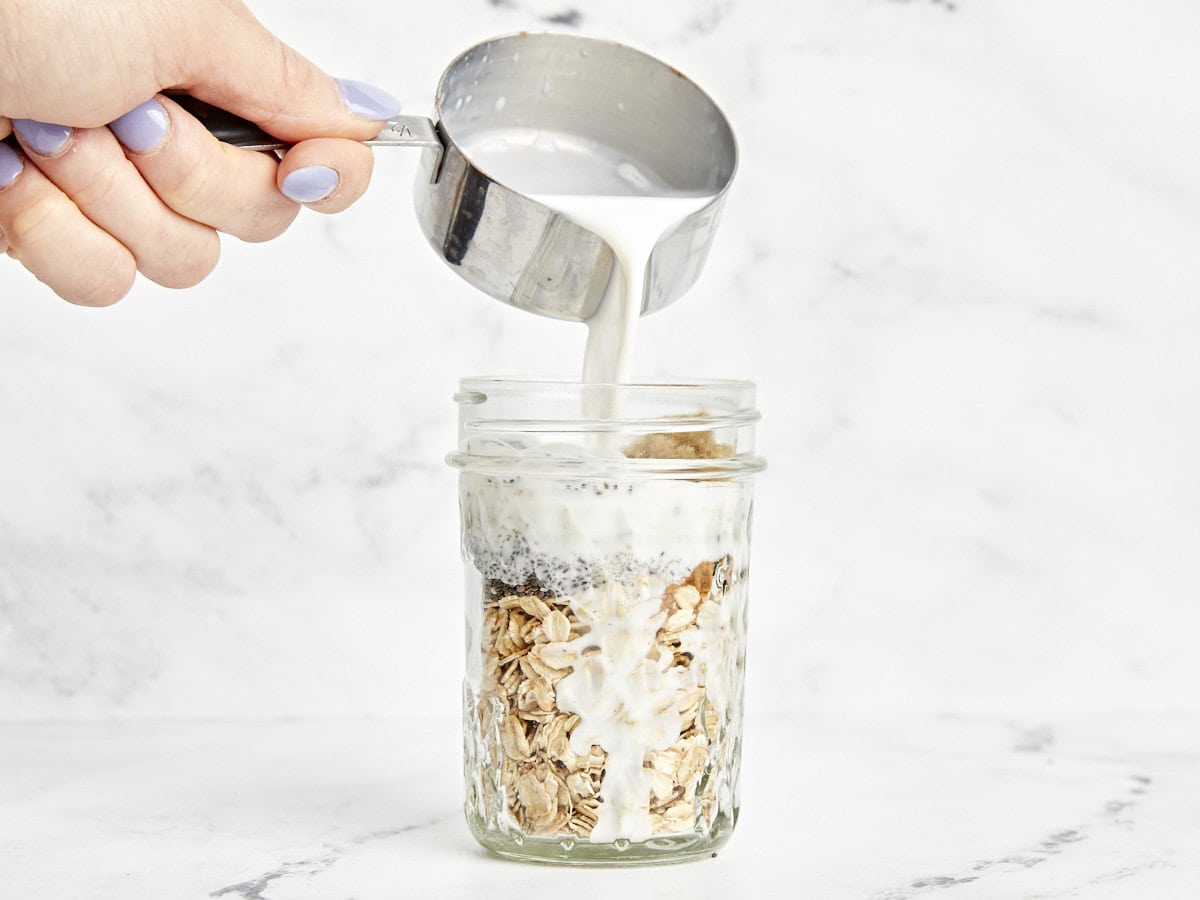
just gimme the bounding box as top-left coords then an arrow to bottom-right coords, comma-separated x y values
4,712 -> 1198,898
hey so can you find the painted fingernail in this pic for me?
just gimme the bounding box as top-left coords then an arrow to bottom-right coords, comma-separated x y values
335,78 -> 401,120
108,99 -> 170,153
281,165 -> 339,203
12,119 -> 73,157
0,142 -> 23,189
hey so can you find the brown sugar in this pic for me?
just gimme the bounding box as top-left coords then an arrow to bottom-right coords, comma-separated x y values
623,427 -> 733,461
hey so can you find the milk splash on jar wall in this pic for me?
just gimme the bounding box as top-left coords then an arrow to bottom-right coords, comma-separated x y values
455,125 -> 751,855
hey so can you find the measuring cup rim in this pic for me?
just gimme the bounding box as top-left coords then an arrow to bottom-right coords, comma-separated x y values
430,30 -> 739,195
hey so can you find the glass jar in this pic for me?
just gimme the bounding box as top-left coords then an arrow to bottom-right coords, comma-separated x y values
448,379 -> 764,865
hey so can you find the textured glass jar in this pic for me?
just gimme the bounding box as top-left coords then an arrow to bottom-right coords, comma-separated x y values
448,379 -> 764,866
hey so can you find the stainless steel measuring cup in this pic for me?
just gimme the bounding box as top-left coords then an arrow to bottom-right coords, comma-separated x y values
184,32 -> 737,322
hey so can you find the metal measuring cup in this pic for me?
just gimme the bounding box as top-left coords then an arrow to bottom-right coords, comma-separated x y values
183,32 -> 737,322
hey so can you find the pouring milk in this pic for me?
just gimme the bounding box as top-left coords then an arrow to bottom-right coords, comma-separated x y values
458,128 -> 733,844
462,128 -> 716,385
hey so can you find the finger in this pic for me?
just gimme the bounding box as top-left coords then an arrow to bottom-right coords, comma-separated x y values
13,120 -> 220,289
277,138 -> 374,213
0,118 -> 7,255
112,95 -> 299,243
0,142 -> 135,306
169,2 -> 400,142
0,124 -> 15,221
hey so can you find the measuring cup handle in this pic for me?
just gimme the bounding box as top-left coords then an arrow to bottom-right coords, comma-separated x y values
362,117 -> 445,181
167,93 -> 444,182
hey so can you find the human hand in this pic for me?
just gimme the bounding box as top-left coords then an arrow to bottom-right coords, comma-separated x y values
0,0 -> 401,306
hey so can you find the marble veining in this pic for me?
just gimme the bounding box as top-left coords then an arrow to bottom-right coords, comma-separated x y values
873,773 -> 1157,898
210,823 -> 434,900
3,714 -> 1198,898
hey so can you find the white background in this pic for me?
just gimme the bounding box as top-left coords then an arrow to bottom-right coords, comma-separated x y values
2,0 -> 1198,729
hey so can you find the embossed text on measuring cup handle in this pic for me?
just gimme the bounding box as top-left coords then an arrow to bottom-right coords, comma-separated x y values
364,116 -> 445,182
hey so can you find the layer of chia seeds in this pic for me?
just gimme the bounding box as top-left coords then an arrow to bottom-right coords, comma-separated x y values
466,527 -> 691,598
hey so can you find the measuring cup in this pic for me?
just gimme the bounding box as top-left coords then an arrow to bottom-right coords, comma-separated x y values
184,32 -> 737,321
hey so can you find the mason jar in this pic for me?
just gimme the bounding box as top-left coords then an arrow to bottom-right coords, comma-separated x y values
448,378 -> 765,865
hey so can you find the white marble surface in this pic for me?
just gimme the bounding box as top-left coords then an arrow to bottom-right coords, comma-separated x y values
2,0 -> 1200,890
4,713 -> 1199,898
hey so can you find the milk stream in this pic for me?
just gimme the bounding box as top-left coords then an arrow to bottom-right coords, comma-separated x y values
538,193 -> 713,386
461,129 -> 731,843
462,128 -> 714,386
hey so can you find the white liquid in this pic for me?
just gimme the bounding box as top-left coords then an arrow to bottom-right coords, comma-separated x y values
461,468 -> 752,596
462,468 -> 752,843
460,129 -> 731,843
462,129 -> 714,385
556,578 -> 740,844
534,193 -> 713,386
555,577 -> 687,844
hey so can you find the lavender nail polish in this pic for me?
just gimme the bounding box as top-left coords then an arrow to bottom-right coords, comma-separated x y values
0,142 -> 23,189
12,120 -> 73,157
335,78 -> 401,120
281,166 -> 339,203
108,99 -> 170,153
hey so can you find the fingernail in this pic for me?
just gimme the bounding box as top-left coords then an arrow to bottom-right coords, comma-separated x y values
281,165 -> 339,203
335,78 -> 401,120
108,99 -> 170,153
12,119 -> 73,157
0,142 -> 23,189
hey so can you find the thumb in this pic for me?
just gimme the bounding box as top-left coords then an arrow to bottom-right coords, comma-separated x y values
169,1 -> 400,142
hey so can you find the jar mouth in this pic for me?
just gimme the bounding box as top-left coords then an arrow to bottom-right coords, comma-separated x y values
451,376 -> 764,478
454,376 -> 760,436
456,375 -> 757,401
456,376 -> 757,389
455,409 -> 762,434
455,377 -> 759,421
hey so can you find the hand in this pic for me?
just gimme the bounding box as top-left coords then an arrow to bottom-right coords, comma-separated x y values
0,0 -> 400,306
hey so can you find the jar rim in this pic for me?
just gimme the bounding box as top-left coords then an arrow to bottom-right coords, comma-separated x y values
451,377 -> 764,477
453,374 -> 753,408
457,376 -> 757,387
455,377 -> 760,431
